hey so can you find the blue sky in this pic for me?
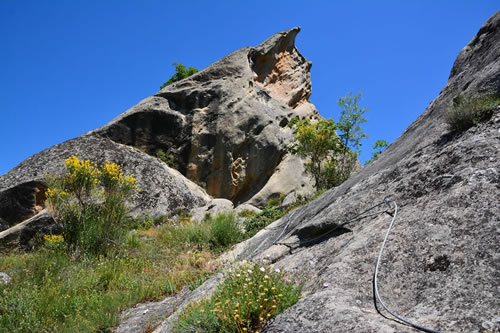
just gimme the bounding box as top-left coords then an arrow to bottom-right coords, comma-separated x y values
0,1 -> 498,176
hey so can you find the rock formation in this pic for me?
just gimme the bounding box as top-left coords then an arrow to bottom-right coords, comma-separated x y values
153,11 -> 500,333
0,135 -> 210,232
0,27 -> 318,239
93,27 -> 317,204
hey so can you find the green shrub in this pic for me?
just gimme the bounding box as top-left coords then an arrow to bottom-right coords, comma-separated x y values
156,150 -> 177,169
174,263 -> 303,333
209,214 -> 243,251
243,207 -> 283,238
169,214 -> 244,253
237,209 -> 257,219
46,155 -> 136,256
266,193 -> 285,208
446,94 -> 500,131
365,140 -> 389,164
160,62 -> 199,89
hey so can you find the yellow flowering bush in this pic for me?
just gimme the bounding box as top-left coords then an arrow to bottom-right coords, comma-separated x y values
174,263 -> 303,333
46,155 -> 137,256
43,234 -> 65,251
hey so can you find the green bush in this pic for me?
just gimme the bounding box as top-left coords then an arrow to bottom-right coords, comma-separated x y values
160,62 -> 199,89
46,155 -> 136,256
174,263 -> 303,333
446,94 -> 500,131
172,214 -> 244,253
365,140 -> 389,164
156,149 -> 177,169
243,207 -> 283,238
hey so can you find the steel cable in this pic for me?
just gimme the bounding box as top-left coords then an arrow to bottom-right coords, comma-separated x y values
374,200 -> 441,333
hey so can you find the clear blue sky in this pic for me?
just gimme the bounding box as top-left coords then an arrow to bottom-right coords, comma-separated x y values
1,1 -> 498,176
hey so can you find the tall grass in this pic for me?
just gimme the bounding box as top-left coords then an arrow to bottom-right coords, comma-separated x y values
445,93 -> 500,131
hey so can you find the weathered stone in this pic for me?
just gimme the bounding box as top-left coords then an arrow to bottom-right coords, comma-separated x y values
282,191 -> 298,206
155,11 -> 500,333
0,209 -> 60,250
190,198 -> 234,222
94,28 -> 317,205
0,135 -> 210,225
115,288 -> 191,333
234,203 -> 262,216
244,154 -> 315,207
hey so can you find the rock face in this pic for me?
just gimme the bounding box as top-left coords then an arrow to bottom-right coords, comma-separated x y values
93,27 -> 317,204
0,134 -> 210,230
155,11 -> 500,333
0,209 -> 60,250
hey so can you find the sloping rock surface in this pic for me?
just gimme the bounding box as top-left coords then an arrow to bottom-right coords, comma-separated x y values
156,11 -> 500,333
94,27 -> 317,205
0,209 -> 60,250
0,134 -> 210,228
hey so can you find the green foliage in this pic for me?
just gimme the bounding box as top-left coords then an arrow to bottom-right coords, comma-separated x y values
0,219 -> 220,332
365,140 -> 389,164
336,92 -> 368,179
160,62 -> 199,89
156,149 -> 177,169
266,193 -> 285,208
445,93 -> 500,131
336,92 -> 368,154
242,191 -> 325,238
288,117 -> 344,190
288,92 -> 369,189
46,155 -> 137,256
243,207 -> 283,238
236,209 -> 257,219
174,263 -> 303,333
171,214 -> 244,253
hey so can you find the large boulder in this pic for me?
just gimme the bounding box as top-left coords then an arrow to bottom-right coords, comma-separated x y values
93,27 -> 317,205
155,11 -> 500,333
0,134 -> 210,228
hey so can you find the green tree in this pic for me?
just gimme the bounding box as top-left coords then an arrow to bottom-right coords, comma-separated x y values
160,62 -> 199,89
366,140 -> 389,164
337,92 -> 368,154
288,117 -> 343,190
336,92 -> 368,177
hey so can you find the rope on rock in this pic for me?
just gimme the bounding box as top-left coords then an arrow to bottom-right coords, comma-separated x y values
269,198 -> 441,333
374,200 -> 441,333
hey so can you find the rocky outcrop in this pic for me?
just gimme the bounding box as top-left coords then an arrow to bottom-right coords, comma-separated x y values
0,209 -> 60,250
0,134 -> 210,229
154,11 -> 500,333
93,27 -> 317,205
190,198 -> 234,223
0,27 -> 317,233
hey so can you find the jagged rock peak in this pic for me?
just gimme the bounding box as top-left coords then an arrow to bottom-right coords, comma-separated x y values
250,27 -> 312,109
95,28 -> 317,204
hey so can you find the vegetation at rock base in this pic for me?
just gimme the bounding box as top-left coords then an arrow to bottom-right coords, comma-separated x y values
243,190 -> 326,238
288,117 -> 342,190
0,153 -> 324,332
445,93 -> 500,131
156,149 -> 178,169
365,139 -> 389,164
160,62 -> 199,89
0,224 -> 217,332
174,263 -> 303,333
45,155 -> 137,256
288,92 -> 368,190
